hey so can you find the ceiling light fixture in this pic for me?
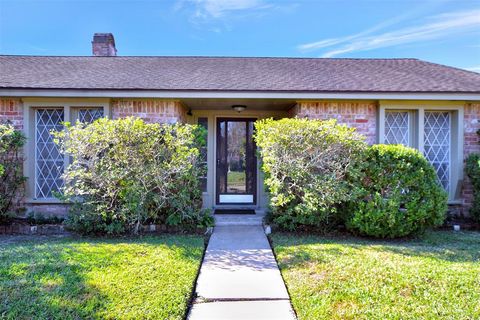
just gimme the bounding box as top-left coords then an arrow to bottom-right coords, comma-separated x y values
232,105 -> 247,113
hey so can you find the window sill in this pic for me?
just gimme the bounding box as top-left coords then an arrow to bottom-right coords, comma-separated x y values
25,198 -> 66,205
447,200 -> 463,205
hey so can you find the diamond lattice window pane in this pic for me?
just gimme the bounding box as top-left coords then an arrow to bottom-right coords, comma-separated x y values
385,111 -> 410,145
78,108 -> 104,123
35,109 -> 64,198
424,111 -> 450,192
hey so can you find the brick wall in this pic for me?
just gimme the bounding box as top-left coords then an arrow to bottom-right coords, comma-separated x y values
290,101 -> 377,144
3,97 -> 479,218
462,103 -> 480,209
1,98 -> 189,218
0,99 -> 25,213
0,99 -> 23,129
291,100 -> 480,215
111,99 -> 187,123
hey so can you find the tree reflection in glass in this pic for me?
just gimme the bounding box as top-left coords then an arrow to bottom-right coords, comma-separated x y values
226,121 -> 246,193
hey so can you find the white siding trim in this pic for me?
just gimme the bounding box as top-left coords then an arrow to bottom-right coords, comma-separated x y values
2,89 -> 480,101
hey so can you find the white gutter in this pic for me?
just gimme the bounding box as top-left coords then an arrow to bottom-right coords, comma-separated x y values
0,89 -> 480,101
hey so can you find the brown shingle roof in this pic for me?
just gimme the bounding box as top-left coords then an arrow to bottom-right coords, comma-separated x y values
1,55 -> 479,92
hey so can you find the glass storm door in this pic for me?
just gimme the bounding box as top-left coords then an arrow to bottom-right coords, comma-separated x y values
216,118 -> 257,204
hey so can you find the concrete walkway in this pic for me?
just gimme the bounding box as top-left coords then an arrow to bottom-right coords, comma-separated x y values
188,224 -> 296,320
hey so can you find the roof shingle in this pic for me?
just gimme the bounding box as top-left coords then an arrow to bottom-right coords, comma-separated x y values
1,56 -> 479,93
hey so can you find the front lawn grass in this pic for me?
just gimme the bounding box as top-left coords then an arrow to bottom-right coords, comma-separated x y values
272,230 -> 480,320
0,234 -> 204,320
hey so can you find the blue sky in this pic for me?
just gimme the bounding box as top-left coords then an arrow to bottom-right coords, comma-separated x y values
0,0 -> 479,71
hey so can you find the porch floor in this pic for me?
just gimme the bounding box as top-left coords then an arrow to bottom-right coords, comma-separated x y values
214,210 -> 266,226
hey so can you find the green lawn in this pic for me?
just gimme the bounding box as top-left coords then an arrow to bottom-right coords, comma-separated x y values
0,235 -> 204,320
272,231 -> 480,320
227,171 -> 246,190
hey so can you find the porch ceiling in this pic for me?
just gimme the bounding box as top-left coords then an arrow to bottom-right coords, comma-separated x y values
180,98 -> 296,111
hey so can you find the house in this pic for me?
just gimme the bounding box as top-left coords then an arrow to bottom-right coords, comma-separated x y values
1,33 -> 479,216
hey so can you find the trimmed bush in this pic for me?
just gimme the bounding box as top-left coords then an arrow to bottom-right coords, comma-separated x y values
466,153 -> 480,222
0,123 -> 26,224
254,118 -> 367,231
54,117 -> 212,234
345,144 -> 448,238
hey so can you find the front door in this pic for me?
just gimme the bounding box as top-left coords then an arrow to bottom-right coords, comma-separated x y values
216,118 -> 257,205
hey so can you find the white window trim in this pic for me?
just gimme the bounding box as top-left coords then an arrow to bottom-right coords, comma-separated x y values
378,101 -> 464,202
23,98 -> 110,203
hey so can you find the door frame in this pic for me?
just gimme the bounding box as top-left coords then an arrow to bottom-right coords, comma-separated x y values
215,117 -> 258,206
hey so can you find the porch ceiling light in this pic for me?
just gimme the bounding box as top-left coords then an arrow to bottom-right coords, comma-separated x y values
232,105 -> 247,113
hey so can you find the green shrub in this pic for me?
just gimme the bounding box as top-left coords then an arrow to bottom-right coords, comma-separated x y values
466,153 -> 480,222
0,123 -> 26,224
26,212 -> 64,225
254,118 -> 367,231
54,117 -> 212,234
345,144 -> 448,238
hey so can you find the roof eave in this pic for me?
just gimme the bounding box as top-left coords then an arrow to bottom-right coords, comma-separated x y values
0,88 -> 480,101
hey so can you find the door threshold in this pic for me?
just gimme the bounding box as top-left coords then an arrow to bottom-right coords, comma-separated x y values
214,209 -> 256,215
214,205 -> 259,210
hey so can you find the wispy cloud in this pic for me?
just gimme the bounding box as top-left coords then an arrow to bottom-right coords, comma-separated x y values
298,9 -> 480,58
176,0 -> 273,19
298,4 -> 434,52
175,0 -> 296,29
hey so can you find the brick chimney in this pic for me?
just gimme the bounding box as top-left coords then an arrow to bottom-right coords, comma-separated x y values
92,33 -> 117,56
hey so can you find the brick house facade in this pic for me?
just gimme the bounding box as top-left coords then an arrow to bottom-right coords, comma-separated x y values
291,100 -> 480,213
1,96 -> 479,216
1,33 -> 480,216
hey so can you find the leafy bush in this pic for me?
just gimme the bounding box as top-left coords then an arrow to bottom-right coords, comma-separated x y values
26,212 -> 64,225
254,118 -> 367,231
466,153 -> 480,222
345,144 -> 448,238
0,123 -> 26,224
54,117 -> 212,234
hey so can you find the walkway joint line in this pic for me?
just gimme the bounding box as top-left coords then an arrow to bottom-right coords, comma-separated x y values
188,224 -> 296,320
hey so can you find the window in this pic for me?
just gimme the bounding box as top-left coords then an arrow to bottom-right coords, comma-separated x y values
30,104 -> 106,200
198,117 -> 208,192
381,104 -> 462,201
424,111 -> 451,192
77,108 -> 104,123
384,111 -> 411,146
35,109 -> 64,198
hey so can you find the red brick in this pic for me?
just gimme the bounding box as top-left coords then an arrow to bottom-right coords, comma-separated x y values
462,103 -> 480,209
111,99 -> 187,123
0,99 -> 23,130
290,101 -> 377,144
